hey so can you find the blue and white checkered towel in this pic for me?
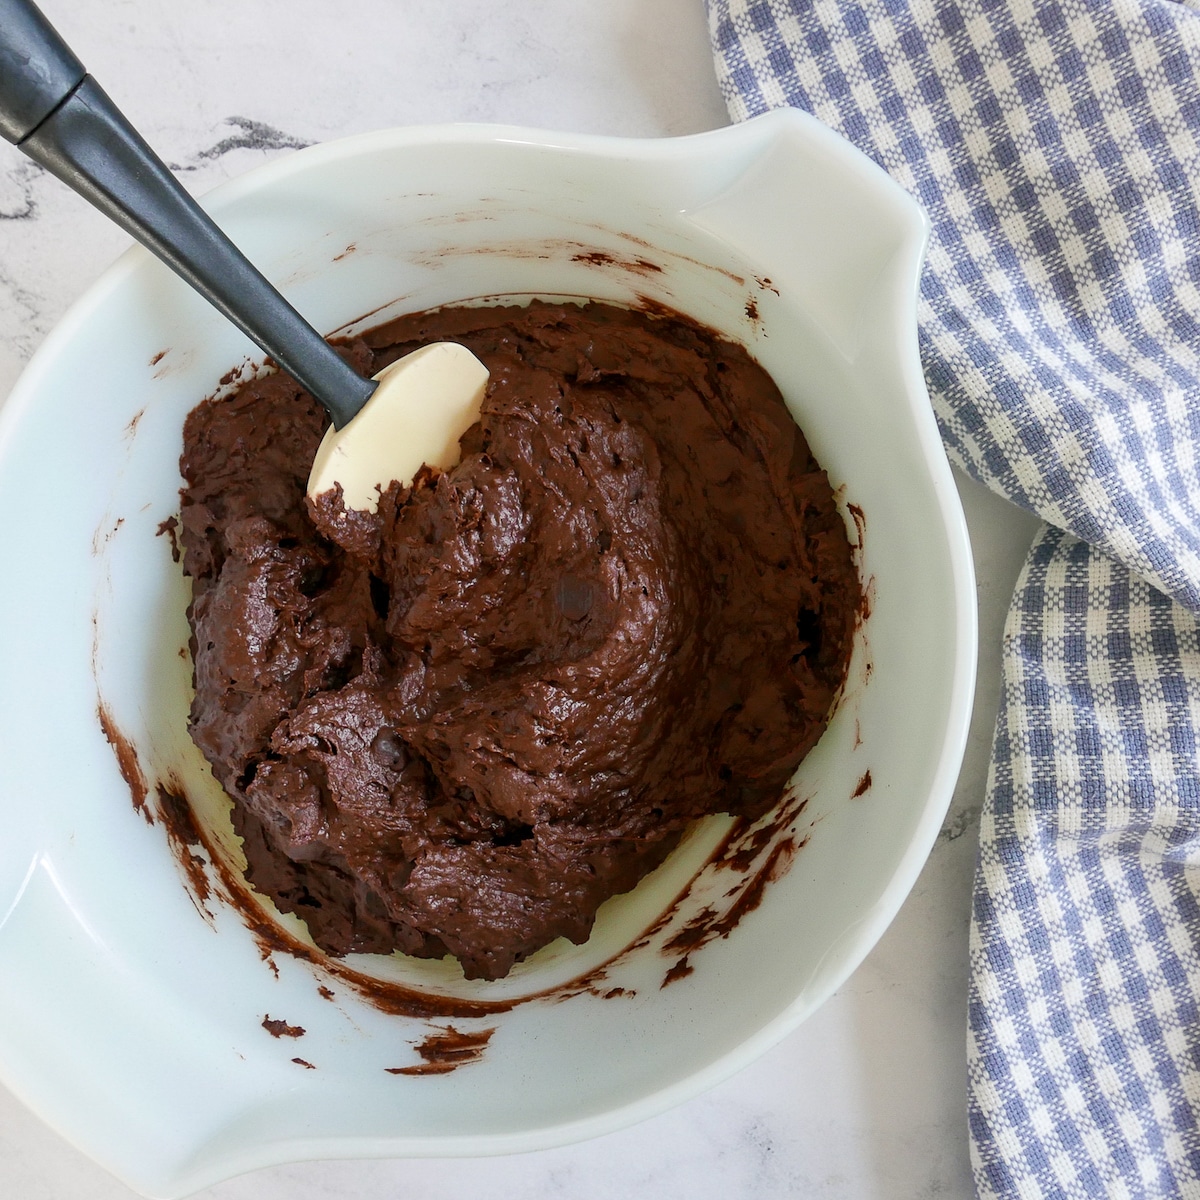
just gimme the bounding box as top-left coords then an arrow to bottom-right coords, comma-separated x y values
707,0 -> 1200,1195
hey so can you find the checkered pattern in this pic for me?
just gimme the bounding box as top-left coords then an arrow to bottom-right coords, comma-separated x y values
706,0 -> 1200,1195
971,528 -> 1200,1198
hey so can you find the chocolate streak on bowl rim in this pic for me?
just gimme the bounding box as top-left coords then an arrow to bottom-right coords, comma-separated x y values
96,701 -> 150,825
384,1026 -> 495,1076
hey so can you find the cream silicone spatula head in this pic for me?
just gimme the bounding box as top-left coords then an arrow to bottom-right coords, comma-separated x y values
0,0 -> 487,507
308,342 -> 490,512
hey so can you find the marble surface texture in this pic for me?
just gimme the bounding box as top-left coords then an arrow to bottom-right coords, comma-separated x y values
0,1 -> 1043,1196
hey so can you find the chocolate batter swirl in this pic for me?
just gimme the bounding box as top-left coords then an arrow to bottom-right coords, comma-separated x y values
179,301 -> 860,980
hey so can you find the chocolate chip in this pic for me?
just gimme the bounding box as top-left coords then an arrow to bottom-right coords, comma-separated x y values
795,608 -> 822,662
298,564 -> 329,597
369,575 -> 390,620
371,731 -> 407,768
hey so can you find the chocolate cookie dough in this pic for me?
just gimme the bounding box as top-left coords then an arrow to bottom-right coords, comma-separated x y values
179,300 -> 860,981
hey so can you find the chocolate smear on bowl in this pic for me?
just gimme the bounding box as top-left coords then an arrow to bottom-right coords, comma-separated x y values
262,1016 -> 305,1039
569,248 -> 663,275
577,226 -> 748,286
152,783 -> 219,926
386,1025 -> 495,1076
663,958 -> 694,986
156,515 -> 181,562
847,501 -> 866,551
97,702 -> 150,824
655,790 -> 814,989
658,838 -> 800,990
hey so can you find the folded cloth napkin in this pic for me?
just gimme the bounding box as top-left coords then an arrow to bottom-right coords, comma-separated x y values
707,0 -> 1200,1195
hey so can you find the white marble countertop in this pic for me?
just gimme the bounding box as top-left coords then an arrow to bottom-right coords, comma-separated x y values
0,1 -> 1043,1196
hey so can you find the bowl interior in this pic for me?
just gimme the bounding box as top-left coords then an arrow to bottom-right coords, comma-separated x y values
0,111 -> 973,1197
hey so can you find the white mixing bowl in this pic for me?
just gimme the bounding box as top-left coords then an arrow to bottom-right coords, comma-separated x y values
0,108 -> 975,1197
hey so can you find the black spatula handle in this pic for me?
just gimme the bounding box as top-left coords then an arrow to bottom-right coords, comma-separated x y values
0,0 -> 372,428
0,0 -> 83,142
